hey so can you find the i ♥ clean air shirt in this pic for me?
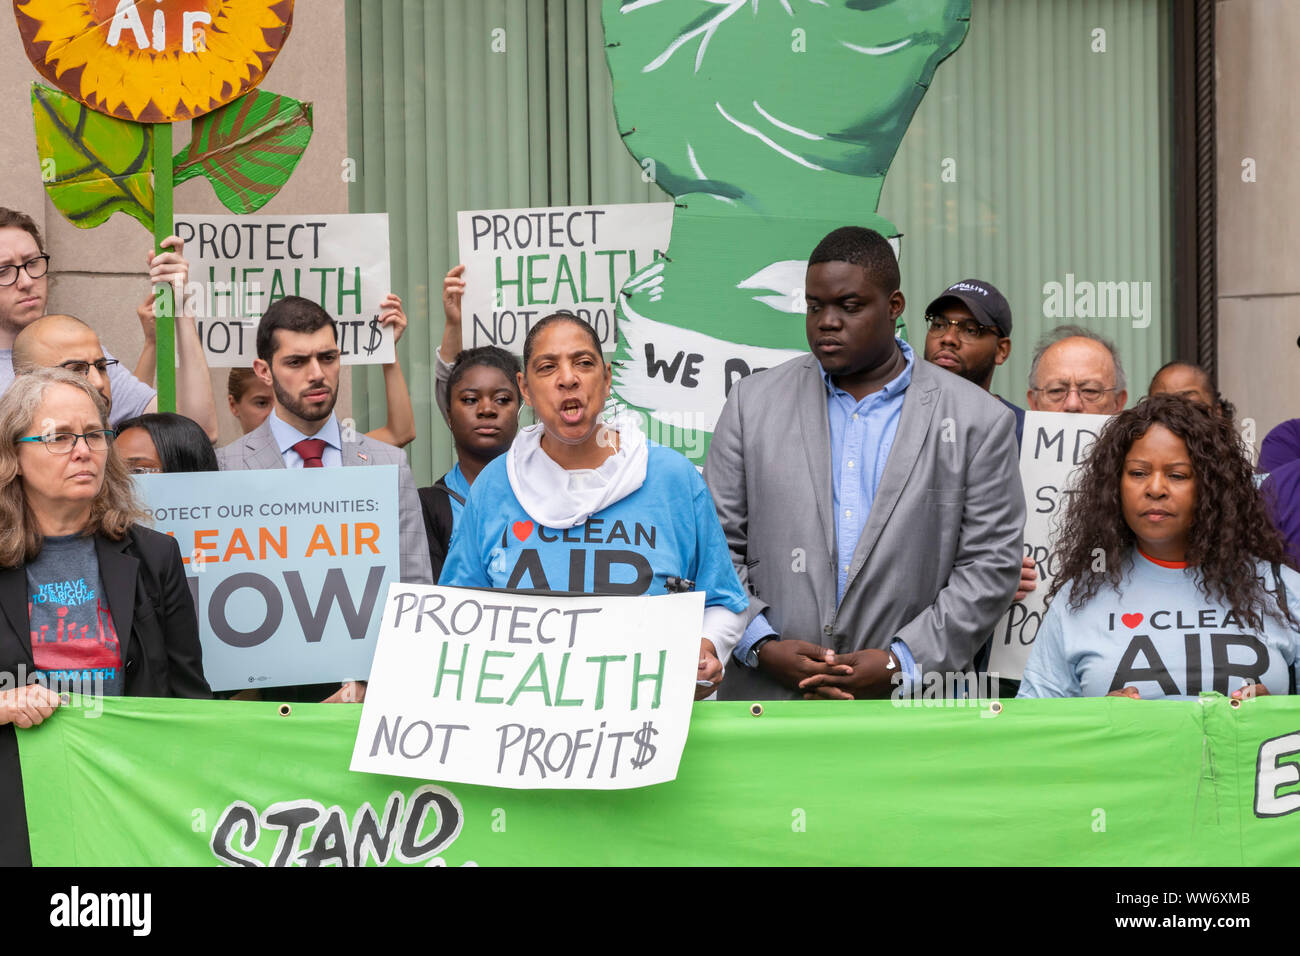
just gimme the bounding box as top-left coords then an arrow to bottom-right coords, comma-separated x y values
1018,551 -> 1300,699
439,445 -> 747,613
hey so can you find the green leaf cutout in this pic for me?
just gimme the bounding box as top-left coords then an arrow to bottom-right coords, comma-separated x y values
31,84 -> 154,231
173,89 -> 313,214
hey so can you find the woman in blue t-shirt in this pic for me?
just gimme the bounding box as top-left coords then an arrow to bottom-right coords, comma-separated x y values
1020,393 -> 1300,700
439,314 -> 748,699
418,346 -> 522,580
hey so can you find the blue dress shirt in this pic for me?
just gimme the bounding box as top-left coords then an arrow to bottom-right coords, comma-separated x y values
267,409 -> 343,469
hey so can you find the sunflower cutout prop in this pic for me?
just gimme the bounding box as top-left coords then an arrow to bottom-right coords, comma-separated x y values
14,0 -> 312,409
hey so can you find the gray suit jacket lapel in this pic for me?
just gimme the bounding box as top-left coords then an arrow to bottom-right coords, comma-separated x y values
341,436 -> 364,466
846,370 -> 939,585
244,420 -> 285,470
797,357 -> 837,582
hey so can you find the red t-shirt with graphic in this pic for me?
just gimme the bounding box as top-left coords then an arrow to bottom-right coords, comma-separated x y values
26,535 -> 123,696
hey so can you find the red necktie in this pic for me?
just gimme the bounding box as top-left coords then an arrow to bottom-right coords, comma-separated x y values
292,438 -> 327,468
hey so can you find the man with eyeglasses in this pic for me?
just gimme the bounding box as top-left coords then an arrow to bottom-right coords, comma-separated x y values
14,315 -> 158,429
922,279 -> 1023,446
0,207 -> 217,439
1025,324 -> 1128,415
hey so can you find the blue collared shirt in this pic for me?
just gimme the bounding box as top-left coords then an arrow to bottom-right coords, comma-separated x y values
825,339 -> 914,603
736,340 -> 919,682
267,409 -> 343,469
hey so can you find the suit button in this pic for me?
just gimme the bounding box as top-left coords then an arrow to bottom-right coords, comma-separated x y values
125,658 -> 136,671
823,625 -> 832,637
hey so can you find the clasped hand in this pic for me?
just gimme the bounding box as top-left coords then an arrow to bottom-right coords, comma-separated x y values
757,640 -> 899,700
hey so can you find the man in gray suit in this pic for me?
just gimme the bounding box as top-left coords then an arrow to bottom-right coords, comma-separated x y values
217,296 -> 433,700
705,227 -> 1025,701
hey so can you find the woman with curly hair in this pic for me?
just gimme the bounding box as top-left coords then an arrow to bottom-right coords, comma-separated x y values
1019,393 -> 1300,700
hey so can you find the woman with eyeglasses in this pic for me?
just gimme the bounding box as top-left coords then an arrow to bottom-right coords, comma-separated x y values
0,368 -> 210,866
115,412 -> 219,474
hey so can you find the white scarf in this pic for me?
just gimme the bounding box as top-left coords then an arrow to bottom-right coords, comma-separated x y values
506,410 -> 649,529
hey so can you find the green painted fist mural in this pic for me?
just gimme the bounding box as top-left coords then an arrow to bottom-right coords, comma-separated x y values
604,0 -> 969,461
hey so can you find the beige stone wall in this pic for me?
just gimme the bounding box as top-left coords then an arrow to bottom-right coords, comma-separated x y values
0,1 -> 352,448
1217,0 -> 1300,455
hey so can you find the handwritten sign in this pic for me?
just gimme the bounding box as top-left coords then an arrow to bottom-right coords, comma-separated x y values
173,213 -> 395,367
351,587 -> 703,789
456,202 -> 674,352
989,411 -> 1112,680
137,468 -> 400,691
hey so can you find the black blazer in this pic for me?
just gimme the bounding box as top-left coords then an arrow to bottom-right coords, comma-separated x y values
0,525 -> 211,866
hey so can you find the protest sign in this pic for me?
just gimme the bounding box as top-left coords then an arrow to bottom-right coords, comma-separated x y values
456,203 -> 673,353
19,694 -> 1300,866
137,468 -> 400,691
173,213 -> 394,366
989,411 -> 1112,681
351,586 -> 703,789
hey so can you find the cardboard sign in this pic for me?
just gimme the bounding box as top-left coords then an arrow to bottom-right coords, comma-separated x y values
173,213 -> 394,367
137,468 -> 400,691
456,203 -> 674,353
352,586 -> 703,790
989,411 -> 1112,681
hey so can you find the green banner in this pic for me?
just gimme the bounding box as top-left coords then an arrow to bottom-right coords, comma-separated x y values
17,695 -> 1300,866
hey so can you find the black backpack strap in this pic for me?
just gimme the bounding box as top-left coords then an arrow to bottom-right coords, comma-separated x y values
419,473 -> 464,582
435,475 -> 466,507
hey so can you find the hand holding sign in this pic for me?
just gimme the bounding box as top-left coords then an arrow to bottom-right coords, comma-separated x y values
695,638 -> 722,700
375,293 -> 407,347
1015,556 -> 1039,602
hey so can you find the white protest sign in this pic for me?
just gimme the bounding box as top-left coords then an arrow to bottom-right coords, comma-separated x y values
456,202 -> 674,353
137,468 -> 400,691
173,213 -> 395,366
352,586 -> 703,790
989,411 -> 1112,680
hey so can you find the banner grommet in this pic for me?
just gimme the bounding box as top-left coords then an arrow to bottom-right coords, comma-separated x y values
278,704 -> 292,717
749,703 -> 763,717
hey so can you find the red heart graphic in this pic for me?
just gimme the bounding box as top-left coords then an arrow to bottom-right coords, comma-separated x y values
512,521 -> 533,542
1121,613 -> 1144,629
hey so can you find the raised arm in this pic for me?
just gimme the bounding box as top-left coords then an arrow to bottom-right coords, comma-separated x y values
364,293 -> 416,448
433,264 -> 466,426
142,237 -> 218,441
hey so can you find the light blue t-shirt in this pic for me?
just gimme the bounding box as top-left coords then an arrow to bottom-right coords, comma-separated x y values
1019,551 -> 1300,699
440,445 -> 748,613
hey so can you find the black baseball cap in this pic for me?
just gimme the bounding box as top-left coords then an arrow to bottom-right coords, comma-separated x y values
925,279 -> 1012,337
